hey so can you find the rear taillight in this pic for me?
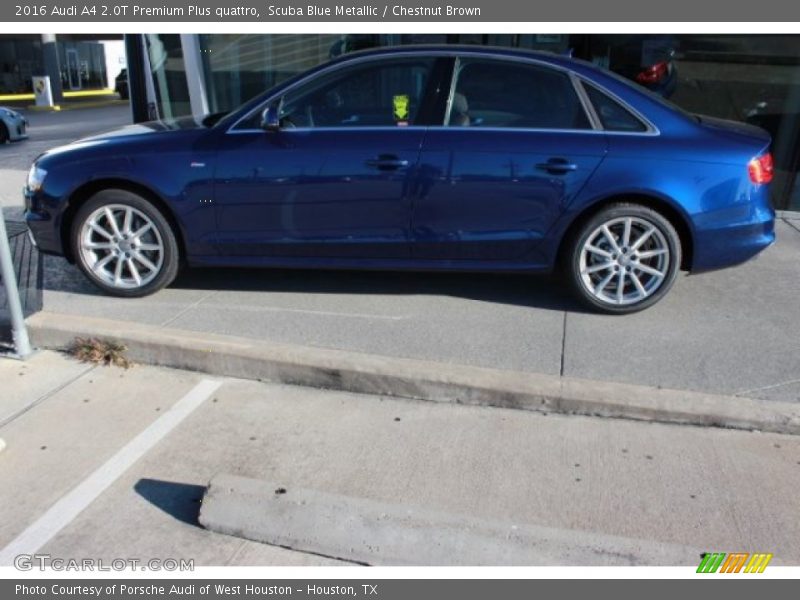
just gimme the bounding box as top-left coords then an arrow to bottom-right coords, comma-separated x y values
748,152 -> 774,184
635,61 -> 670,85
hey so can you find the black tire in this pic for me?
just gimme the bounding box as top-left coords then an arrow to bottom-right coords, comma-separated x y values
71,189 -> 180,297
0,122 -> 8,144
564,203 -> 681,314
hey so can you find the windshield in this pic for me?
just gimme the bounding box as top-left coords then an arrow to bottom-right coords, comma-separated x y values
202,111 -> 229,127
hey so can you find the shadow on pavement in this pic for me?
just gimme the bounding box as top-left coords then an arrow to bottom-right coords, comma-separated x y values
0,310 -> 12,349
41,255 -> 105,296
134,478 -> 207,527
171,266 -> 586,313
42,253 -> 588,313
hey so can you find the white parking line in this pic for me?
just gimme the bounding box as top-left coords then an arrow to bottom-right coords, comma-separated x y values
0,378 -> 222,566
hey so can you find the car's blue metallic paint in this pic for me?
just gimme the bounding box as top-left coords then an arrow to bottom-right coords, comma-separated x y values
25,45 -> 775,276
413,129 -> 607,263
213,128 -> 426,259
26,121 -> 217,257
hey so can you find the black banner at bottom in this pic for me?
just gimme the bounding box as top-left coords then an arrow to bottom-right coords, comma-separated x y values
3,579 -> 796,600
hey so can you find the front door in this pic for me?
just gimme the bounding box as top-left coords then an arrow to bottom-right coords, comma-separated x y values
213,56 -> 443,260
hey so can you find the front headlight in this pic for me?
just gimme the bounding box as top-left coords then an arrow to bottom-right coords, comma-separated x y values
26,165 -> 47,192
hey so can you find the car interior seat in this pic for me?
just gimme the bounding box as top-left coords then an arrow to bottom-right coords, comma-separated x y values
450,93 -> 470,126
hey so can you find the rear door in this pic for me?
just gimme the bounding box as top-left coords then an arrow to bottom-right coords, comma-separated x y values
412,57 -> 608,263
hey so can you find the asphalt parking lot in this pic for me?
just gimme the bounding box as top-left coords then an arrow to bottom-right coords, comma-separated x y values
2,104 -> 799,404
0,104 -> 132,213
2,351 -> 799,566
2,90 -> 800,571
33,217 -> 800,403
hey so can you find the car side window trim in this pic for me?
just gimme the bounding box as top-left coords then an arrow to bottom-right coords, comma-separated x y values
442,57 -> 462,128
225,50 -> 660,136
570,73 -> 602,130
226,51 -> 568,133
226,125 -> 430,135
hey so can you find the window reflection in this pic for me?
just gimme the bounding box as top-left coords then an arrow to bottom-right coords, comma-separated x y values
191,34 -> 800,209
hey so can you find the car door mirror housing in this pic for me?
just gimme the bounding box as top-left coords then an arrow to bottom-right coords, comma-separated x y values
261,105 -> 281,132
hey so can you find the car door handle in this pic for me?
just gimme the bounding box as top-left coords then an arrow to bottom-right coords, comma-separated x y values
365,155 -> 410,170
535,158 -> 578,173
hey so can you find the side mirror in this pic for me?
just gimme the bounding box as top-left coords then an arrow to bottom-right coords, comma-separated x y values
260,105 -> 281,132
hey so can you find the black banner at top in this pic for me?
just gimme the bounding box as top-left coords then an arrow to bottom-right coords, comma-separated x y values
4,0 -> 800,22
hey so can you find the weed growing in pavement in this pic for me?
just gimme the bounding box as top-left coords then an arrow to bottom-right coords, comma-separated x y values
68,337 -> 133,369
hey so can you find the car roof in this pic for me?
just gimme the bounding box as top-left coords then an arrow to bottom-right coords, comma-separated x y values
331,43 -> 581,69
323,43 -> 622,87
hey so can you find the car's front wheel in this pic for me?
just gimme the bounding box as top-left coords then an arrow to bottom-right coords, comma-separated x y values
565,203 -> 681,314
71,189 -> 180,297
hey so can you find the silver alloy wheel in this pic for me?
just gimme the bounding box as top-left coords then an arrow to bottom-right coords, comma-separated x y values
79,204 -> 164,290
578,216 -> 670,306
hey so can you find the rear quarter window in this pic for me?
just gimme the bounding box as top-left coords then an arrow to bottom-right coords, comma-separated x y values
583,83 -> 649,132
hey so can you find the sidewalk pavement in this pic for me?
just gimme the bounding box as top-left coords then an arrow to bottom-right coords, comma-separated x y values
1,351 -> 799,566
13,214 -> 800,412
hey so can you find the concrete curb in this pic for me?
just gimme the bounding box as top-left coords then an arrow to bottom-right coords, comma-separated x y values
26,311 -> 800,435
199,473 -> 701,566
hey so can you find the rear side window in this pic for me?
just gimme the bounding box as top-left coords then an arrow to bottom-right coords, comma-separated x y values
584,84 -> 649,132
447,59 -> 591,130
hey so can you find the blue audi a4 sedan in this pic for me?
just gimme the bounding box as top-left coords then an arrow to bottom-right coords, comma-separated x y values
25,46 -> 775,314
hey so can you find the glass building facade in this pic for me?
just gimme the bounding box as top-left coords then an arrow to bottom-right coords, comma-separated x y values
135,33 -> 800,211
0,35 -> 109,94
55,38 -> 107,91
144,34 -> 191,118
0,36 -> 43,94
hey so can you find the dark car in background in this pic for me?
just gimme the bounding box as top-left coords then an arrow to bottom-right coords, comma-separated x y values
24,46 -> 774,313
569,35 -> 678,98
115,69 -> 129,100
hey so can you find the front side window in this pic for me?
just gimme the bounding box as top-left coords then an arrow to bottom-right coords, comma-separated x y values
446,58 -> 591,130
272,58 -> 436,129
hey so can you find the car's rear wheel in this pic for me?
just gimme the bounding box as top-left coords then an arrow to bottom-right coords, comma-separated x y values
71,189 -> 179,297
0,122 -> 8,144
565,203 -> 681,314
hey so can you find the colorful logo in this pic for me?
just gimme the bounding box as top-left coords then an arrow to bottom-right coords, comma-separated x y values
393,94 -> 410,123
697,552 -> 773,573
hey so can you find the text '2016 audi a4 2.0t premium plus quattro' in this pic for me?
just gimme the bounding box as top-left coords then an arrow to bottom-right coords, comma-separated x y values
24,46 -> 775,314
